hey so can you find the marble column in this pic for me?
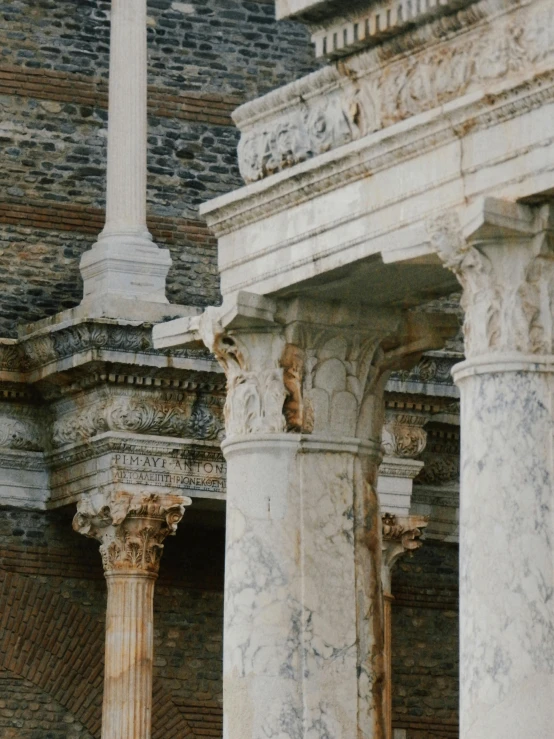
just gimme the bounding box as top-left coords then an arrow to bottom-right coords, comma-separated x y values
73,491 -> 191,739
80,0 -> 171,308
429,197 -> 554,738
154,292 -> 455,739
381,513 -> 428,739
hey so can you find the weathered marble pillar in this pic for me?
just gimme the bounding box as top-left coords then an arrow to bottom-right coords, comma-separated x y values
80,0 -> 171,307
430,198 -> 554,738
73,491 -> 191,739
381,514 -> 428,739
154,293 -> 455,739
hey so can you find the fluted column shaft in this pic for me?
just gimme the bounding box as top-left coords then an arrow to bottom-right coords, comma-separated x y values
103,573 -> 156,739
103,0 -> 148,237
73,491 -> 191,739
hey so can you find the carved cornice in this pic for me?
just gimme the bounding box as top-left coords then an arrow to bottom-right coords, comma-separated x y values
429,199 -> 554,358
73,491 -> 191,576
233,0 -> 554,183
388,354 -> 459,392
0,319 -> 214,378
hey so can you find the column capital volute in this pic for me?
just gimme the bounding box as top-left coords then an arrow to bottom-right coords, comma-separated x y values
428,198 -> 554,358
73,491 -> 192,576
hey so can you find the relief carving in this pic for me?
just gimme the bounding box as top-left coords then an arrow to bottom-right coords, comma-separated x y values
73,491 -> 191,576
381,412 -> 427,459
237,1 -> 554,182
51,394 -> 224,447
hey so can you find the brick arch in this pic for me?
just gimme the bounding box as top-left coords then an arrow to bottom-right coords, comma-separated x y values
0,569 -> 194,738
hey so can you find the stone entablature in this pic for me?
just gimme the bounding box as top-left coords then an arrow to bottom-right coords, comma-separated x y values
0,314 -> 225,509
232,0 -> 553,184
277,0 -> 479,60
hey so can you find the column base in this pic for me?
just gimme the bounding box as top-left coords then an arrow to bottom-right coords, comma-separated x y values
80,233 -> 172,307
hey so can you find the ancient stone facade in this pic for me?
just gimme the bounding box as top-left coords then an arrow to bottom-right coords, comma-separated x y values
0,1 -> 480,738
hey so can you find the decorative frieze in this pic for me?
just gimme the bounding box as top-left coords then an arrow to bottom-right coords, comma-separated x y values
51,390 -> 224,448
235,0 -> 554,182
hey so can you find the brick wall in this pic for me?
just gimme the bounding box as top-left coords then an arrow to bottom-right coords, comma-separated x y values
0,506 -> 225,738
0,0 -> 319,337
391,541 -> 459,738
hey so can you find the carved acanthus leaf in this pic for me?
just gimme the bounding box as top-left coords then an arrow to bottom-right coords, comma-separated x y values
51,394 -> 224,447
73,492 -> 191,575
428,203 -> 554,357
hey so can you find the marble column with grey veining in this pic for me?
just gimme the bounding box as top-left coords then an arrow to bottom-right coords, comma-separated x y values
153,294 -> 455,739
431,198 -> 554,738
80,0 -> 171,308
73,491 -> 190,739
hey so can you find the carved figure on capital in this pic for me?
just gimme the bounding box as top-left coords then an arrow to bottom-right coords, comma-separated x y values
73,491 -> 191,575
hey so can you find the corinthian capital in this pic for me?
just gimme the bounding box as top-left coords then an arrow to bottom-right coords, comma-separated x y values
428,198 -> 554,358
154,292 -> 457,439
73,491 -> 191,575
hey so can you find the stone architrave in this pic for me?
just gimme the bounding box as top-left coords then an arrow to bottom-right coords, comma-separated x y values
429,197 -> 554,738
73,491 -> 191,739
154,292 -> 456,739
381,513 -> 428,739
79,0 -> 171,308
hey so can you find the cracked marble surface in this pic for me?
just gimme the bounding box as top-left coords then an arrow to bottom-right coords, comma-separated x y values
222,436 -> 384,739
458,368 -> 554,738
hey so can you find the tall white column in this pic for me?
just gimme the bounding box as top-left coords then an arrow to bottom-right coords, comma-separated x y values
80,0 -> 171,308
154,293 -> 455,739
430,198 -> 554,738
73,491 -> 191,739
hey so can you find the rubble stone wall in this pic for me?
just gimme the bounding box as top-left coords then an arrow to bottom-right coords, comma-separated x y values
0,0 -> 318,336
